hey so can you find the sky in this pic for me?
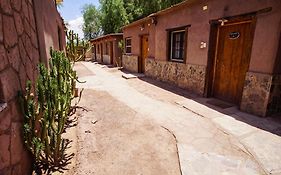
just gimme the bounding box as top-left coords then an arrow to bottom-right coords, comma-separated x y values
58,0 -> 100,38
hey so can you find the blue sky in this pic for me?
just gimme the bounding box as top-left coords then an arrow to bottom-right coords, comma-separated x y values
58,0 -> 100,38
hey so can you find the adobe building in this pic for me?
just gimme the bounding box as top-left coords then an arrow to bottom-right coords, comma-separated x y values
122,0 -> 281,117
91,33 -> 123,67
0,0 -> 66,174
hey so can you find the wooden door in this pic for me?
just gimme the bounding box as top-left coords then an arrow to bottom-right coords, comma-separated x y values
212,19 -> 255,104
140,35 -> 149,73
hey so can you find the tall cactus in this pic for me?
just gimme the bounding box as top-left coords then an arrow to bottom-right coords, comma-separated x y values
66,30 -> 91,62
19,49 -> 77,174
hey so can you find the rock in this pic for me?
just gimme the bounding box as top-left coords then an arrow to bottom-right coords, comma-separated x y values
3,15 -> 18,48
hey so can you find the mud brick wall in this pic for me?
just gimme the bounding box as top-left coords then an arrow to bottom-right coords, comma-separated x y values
0,0 -> 65,174
0,0 -> 40,174
145,59 -> 206,95
122,55 -> 139,73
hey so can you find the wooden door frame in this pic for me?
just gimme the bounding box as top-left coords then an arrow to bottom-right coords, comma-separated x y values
205,15 -> 257,104
139,34 -> 149,73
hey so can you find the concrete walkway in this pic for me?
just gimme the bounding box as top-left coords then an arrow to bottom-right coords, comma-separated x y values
74,62 -> 281,175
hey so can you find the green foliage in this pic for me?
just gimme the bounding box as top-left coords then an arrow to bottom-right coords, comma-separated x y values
99,0 -> 129,34
66,30 -> 91,62
82,4 -> 102,40
19,49 -> 77,174
81,0 -> 185,37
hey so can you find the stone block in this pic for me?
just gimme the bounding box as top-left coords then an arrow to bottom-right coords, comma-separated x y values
28,3 -> 36,31
0,45 -> 8,72
10,122 -> 25,164
7,45 -> 21,72
0,134 -> 11,169
0,106 -> 11,132
240,72 -> 272,117
14,12 -> 24,36
10,100 -> 24,122
11,0 -> 22,12
21,0 -> 29,21
23,18 -> 31,37
3,15 -> 18,48
0,0 -> 12,15
122,55 -> 139,73
0,68 -> 21,101
0,15 -> 3,43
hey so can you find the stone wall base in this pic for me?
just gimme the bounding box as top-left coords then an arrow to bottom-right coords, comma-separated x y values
122,55 -> 139,73
145,59 -> 206,95
240,72 -> 281,117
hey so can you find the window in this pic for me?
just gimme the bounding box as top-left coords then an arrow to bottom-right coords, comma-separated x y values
125,38 -> 132,54
168,28 -> 187,62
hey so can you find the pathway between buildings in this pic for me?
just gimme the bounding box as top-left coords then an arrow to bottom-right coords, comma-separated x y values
70,61 -> 281,175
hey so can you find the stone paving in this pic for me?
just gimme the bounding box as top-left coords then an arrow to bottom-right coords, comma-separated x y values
75,61 -> 281,175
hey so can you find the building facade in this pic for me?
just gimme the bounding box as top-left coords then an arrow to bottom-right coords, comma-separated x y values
0,0 -> 66,174
122,0 -> 281,117
91,33 -> 123,67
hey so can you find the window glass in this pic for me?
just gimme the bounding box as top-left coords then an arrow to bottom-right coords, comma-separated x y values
125,38 -> 132,54
170,30 -> 186,62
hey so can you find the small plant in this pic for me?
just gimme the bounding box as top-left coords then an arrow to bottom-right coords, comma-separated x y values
19,49 -> 79,174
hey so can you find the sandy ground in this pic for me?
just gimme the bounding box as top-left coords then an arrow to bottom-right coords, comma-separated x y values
57,62 -> 281,175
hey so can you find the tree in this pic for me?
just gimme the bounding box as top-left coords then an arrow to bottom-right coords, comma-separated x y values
99,0 -> 129,34
82,4 -> 102,40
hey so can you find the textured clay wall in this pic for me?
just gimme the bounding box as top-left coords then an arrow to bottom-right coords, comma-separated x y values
0,0 -> 66,174
0,0 -> 39,174
91,35 -> 123,67
123,21 -> 156,59
33,0 -> 66,65
154,0 -> 281,73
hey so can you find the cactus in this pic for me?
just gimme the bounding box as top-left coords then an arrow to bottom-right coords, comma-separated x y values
19,49 -> 78,174
66,30 -> 91,62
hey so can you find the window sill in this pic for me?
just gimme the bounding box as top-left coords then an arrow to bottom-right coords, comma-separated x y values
169,59 -> 185,64
0,103 -> 7,113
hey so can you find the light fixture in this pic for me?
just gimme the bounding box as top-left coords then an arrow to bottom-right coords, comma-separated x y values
218,19 -> 228,26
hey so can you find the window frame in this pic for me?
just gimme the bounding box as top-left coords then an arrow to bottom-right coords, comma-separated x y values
125,37 -> 132,54
167,25 -> 190,63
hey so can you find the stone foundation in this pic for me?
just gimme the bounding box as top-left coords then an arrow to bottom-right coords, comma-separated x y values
103,55 -> 111,65
122,55 -> 139,73
96,54 -> 102,63
145,59 -> 206,95
267,75 -> 281,115
240,72 -> 273,117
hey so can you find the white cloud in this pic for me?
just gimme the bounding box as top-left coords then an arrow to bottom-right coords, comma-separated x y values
68,17 -> 84,39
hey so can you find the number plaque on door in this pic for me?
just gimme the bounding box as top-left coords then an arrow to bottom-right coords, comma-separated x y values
229,32 -> 240,39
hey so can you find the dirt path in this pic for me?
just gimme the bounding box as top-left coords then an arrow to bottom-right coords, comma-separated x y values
71,89 -> 182,175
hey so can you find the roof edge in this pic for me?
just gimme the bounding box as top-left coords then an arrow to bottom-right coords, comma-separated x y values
90,33 -> 123,42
